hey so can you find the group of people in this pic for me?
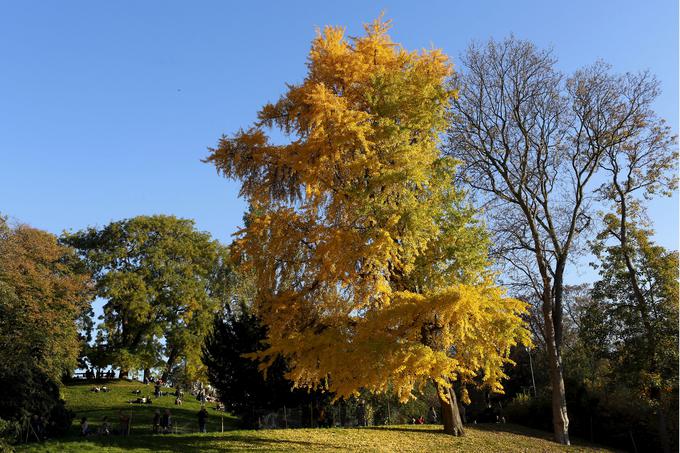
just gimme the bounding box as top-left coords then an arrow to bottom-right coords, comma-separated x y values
83,369 -> 116,380
79,413 -> 125,436
407,407 -> 439,425
151,409 -> 173,434
28,415 -> 48,441
151,406 -> 209,434
79,406 -> 209,436
76,379 -> 214,436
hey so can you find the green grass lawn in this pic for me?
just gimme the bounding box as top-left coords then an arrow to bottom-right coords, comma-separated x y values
15,381 -> 617,452
57,380 -> 238,435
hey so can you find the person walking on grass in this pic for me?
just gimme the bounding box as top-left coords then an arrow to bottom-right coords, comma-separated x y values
161,409 -> 172,434
198,406 -> 208,433
118,410 -> 130,436
429,406 -> 438,424
152,410 -> 161,434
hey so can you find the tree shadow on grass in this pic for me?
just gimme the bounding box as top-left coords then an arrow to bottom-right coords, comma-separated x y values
361,425 -> 444,434
470,423 -> 553,439
72,433 -> 334,452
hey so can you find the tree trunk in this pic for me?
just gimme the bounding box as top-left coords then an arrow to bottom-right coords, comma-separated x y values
162,346 -> 178,381
143,368 -> 150,382
656,405 -> 670,453
543,296 -> 570,445
617,192 -> 668,452
119,368 -> 129,380
340,400 -> 347,427
436,381 -> 464,436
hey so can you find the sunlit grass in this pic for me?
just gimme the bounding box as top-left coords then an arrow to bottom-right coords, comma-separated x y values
16,381 -> 616,452
59,380 -> 237,434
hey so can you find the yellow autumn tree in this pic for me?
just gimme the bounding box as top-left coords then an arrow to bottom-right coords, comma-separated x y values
206,17 -> 530,435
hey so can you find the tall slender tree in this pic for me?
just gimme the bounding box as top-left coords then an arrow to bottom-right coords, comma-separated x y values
446,38 -> 673,444
590,77 -> 678,452
207,18 -> 529,435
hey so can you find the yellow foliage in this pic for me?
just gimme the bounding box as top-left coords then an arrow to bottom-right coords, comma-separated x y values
207,17 -> 529,403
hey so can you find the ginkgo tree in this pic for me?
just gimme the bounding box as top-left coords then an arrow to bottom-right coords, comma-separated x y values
206,17 -> 530,435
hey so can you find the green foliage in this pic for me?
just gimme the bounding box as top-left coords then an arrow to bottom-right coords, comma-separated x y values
0,367 -> 74,444
0,218 -> 92,382
590,228 -> 678,399
505,381 -> 678,452
0,217 -> 91,444
202,303 -> 321,427
62,215 -> 228,380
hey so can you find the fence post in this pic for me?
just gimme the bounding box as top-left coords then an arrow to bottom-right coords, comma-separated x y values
284,405 -> 288,429
628,430 -> 638,453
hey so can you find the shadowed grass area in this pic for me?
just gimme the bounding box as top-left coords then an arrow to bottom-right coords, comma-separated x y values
17,424 -> 618,452
15,381 -> 618,452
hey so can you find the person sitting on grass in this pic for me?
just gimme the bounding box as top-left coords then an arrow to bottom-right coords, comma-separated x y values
118,410 -> 130,436
161,409 -> 172,434
30,415 -> 44,441
80,417 -> 89,436
198,406 -> 208,433
99,416 -> 110,435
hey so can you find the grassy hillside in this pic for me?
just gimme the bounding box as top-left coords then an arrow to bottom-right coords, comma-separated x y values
15,381 -> 617,452
58,380 -> 238,434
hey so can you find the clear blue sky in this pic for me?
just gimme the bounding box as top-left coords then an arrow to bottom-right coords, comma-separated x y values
1,1 -> 677,285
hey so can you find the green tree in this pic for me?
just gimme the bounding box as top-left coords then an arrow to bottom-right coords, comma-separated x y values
591,229 -> 678,452
589,64 -> 677,452
0,217 -> 92,381
0,217 -> 90,440
62,215 -> 225,380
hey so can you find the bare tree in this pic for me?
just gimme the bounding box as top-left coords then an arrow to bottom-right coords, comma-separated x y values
590,67 -> 677,453
446,37 -> 665,444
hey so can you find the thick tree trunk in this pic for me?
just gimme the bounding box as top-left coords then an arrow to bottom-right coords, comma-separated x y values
162,346 -> 178,381
436,381 -> 464,436
543,296 -> 570,445
119,368 -> 129,380
143,368 -> 150,382
339,400 -> 347,427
